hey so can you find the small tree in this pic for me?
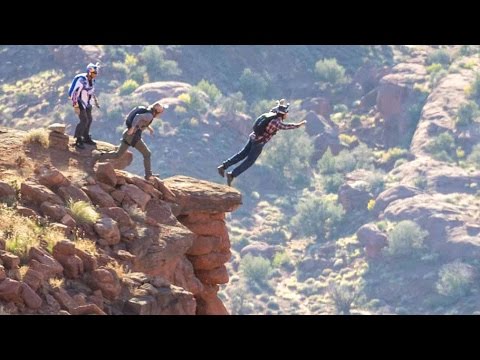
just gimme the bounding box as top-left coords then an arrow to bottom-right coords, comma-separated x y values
386,220 -> 428,257
426,132 -> 456,162
456,101 -> 479,127
436,261 -> 475,300
238,68 -> 268,102
261,127 -> 314,188
328,281 -> 362,315
240,254 -> 272,286
292,193 -> 345,242
315,58 -> 348,91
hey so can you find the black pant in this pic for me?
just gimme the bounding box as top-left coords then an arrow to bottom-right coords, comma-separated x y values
223,138 -> 264,178
74,103 -> 93,141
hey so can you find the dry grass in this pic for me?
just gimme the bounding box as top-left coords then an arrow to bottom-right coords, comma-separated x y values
23,128 -> 49,148
75,238 -> 98,256
0,205 -> 64,261
18,265 -> 29,281
105,261 -> 129,279
67,200 -> 100,225
1,206 -> 42,260
48,277 -> 64,289
42,227 -> 65,253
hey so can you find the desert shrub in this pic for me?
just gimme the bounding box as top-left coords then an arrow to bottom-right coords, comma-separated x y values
23,128 -> 49,148
315,58 -> 348,88
240,254 -> 272,286
456,101 -> 479,127
238,68 -> 268,102
292,193 -> 345,242
436,261 -> 475,299
119,79 -> 139,95
426,132 -> 456,162
386,220 -> 428,257
426,49 -> 451,66
67,200 -> 99,225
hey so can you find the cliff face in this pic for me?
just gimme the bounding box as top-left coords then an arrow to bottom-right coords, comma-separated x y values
0,126 -> 242,315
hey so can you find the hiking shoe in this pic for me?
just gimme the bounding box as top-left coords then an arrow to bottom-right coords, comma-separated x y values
145,174 -> 160,181
84,137 -> 97,145
217,165 -> 225,178
75,141 -> 85,149
226,172 -> 234,187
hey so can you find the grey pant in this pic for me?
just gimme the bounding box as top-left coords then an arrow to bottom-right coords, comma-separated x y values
98,130 -> 152,177
74,103 -> 93,140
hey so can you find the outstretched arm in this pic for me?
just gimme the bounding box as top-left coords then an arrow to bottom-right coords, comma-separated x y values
276,119 -> 307,130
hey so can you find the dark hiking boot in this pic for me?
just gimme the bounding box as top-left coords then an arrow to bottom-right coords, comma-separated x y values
226,172 -> 234,187
75,140 -> 85,149
145,174 -> 160,181
217,165 -> 225,178
84,136 -> 97,146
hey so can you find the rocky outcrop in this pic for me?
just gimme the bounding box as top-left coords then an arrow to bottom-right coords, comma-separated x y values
373,185 -> 421,214
356,224 -> 388,258
410,69 -> 474,157
391,157 -> 480,194
383,192 -> 480,260
376,63 -> 428,147
133,81 -> 192,104
48,124 -> 69,150
164,176 -> 241,314
0,155 -> 241,315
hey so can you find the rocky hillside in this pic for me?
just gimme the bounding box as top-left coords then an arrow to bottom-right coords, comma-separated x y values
3,45 -> 480,315
0,126 -> 241,314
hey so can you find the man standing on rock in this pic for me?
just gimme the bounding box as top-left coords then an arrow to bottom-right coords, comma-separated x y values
68,62 -> 101,149
217,99 -> 307,186
93,102 -> 166,180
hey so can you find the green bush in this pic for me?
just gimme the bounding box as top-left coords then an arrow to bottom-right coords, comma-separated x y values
195,79 -> 222,105
238,68 -> 268,102
220,92 -> 247,115
414,176 -> 428,190
426,63 -> 444,74
129,65 -> 148,85
317,148 -> 337,175
272,252 -> 291,268
386,220 -> 428,257
314,58 -> 348,87
328,281 -> 362,315
456,101 -> 479,127
139,45 -> 181,81
261,127 -> 314,188
185,88 -> 209,115
426,132 -> 456,162
459,45 -> 480,56
467,144 -> 480,168
426,49 -> 451,66
110,62 -> 129,81
436,261 -> 475,299
333,104 -> 349,113
119,79 -> 139,95
240,254 -> 272,286
292,193 -> 345,242
366,171 -> 386,196
320,173 -> 344,193
430,69 -> 448,88
249,99 -> 277,118
467,73 -> 480,103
